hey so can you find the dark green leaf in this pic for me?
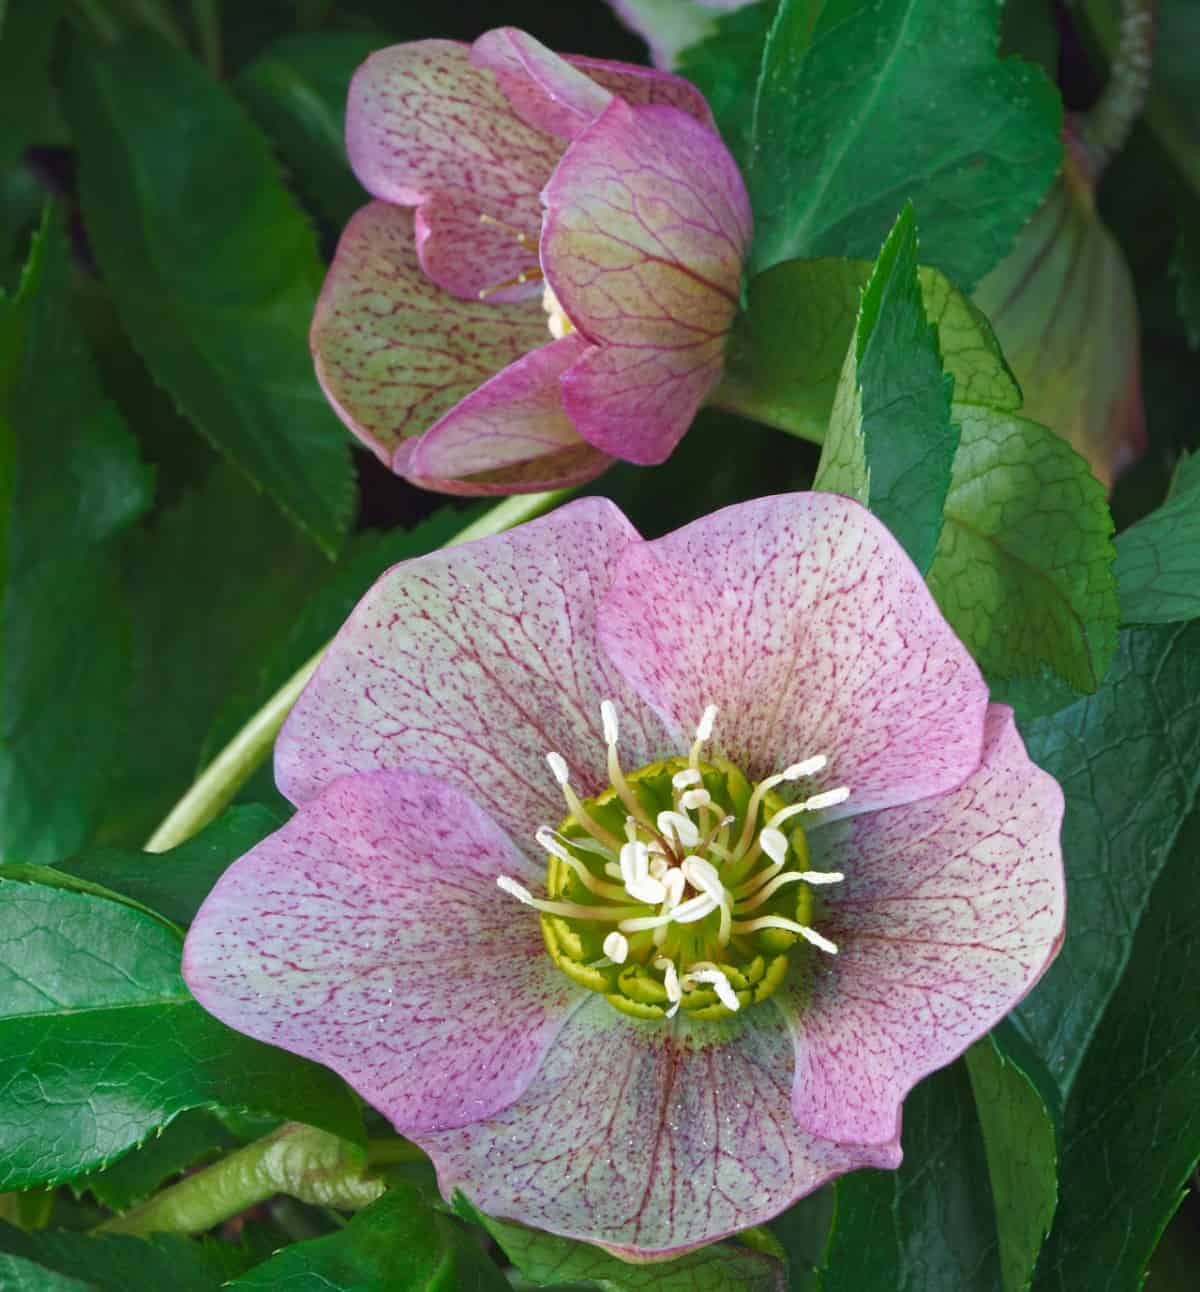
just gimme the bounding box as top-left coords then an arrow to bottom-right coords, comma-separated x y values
230,1181 -> 509,1291
767,1189 -> 835,1292
0,0 -> 62,170
965,1027 -> 1058,1292
1170,231 -> 1200,348
1015,622 -> 1200,1097
747,0 -> 1062,286
58,803 -> 285,927
236,32 -> 380,228
0,205 -> 153,865
813,205 -> 957,573
0,875 -> 361,1189
1032,810 -> 1200,1291
817,1063 -> 1001,1291
453,1193 -> 786,1292
62,33 -> 354,555
926,406 -> 1118,692
1113,449 -> 1200,624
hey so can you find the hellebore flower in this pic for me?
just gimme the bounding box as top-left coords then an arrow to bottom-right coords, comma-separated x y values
310,27 -> 751,495
183,493 -> 1065,1257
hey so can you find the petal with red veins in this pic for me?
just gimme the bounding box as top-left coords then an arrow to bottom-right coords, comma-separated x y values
311,202 -> 548,463
542,99 -> 749,351
277,498 -> 673,841
415,189 -> 544,305
567,55 -> 715,129
415,998 -> 900,1257
401,334 -> 613,494
782,705 -> 1065,1146
561,335 -> 725,463
183,771 -> 584,1133
597,492 -> 989,815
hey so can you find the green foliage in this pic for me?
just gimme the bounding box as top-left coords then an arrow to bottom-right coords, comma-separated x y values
62,33 -> 354,555
0,874 -> 361,1189
1171,232 -> 1200,348
813,205 -> 957,573
0,0 -> 61,172
0,205 -> 153,866
1113,450 -> 1200,624
454,1193 -> 786,1291
746,0 -> 1062,285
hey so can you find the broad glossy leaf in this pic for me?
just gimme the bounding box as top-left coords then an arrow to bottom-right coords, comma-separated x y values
0,876 -> 361,1189
817,1063 -> 1001,1291
747,0 -> 1062,285
1113,449 -> 1200,624
230,1181 -> 508,1291
1015,622 -> 1200,1097
236,32 -> 380,227
813,205 -> 957,573
62,33 -> 354,555
926,406 -> 1118,692
1032,810 -> 1200,1291
0,205 -> 152,865
0,0 -> 61,170
454,1193 -> 786,1291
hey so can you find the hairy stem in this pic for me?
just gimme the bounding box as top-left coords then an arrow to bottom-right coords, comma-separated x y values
1078,0 -> 1157,180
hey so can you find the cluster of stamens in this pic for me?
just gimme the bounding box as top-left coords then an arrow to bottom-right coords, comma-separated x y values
497,702 -> 847,1021
475,213 -> 573,339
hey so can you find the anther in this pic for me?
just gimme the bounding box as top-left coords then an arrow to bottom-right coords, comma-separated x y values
758,827 -> 788,865
696,705 -> 718,742
603,931 -> 629,964
782,755 -> 828,780
600,699 -> 619,746
731,913 -> 838,955
657,810 -> 700,849
655,957 -> 682,1018
672,768 -> 702,790
680,788 -> 711,811
546,752 -> 569,786
686,965 -> 740,1012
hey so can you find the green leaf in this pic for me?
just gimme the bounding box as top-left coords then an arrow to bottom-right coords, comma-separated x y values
0,204 -> 153,865
62,32 -> 354,555
817,1063 -> 1001,1291
1015,621 -> 1200,1099
453,1193 -> 786,1292
717,257 -> 1019,441
236,32 -> 380,228
1031,810 -> 1200,1291
1112,450 -> 1200,624
747,0 -> 1062,286
965,1025 -> 1059,1292
813,205 -> 957,573
0,875 -> 361,1189
768,1189 -> 835,1292
0,1224 -> 241,1292
230,1181 -> 509,1291
58,803 -> 285,928
1170,231 -> 1200,349
926,406 -> 1118,691
0,0 -> 62,171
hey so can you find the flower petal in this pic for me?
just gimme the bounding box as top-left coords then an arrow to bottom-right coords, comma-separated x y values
561,335 -> 725,463
541,98 -> 749,350
782,705 -> 1065,1146
277,498 -> 673,842
566,55 -> 715,129
183,771 -> 583,1133
400,334 -> 613,494
311,201 -> 548,463
597,492 -> 989,815
414,189 -> 544,305
415,997 -> 900,1256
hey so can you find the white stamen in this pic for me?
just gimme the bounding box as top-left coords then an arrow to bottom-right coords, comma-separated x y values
732,913 -> 839,955
649,855 -> 668,880
600,699 -> 619,746
803,786 -> 851,812
658,810 -> 700,848
546,752 -> 570,786
781,755 -> 828,780
497,876 -> 534,905
619,840 -> 650,888
655,957 -> 682,1017
695,705 -> 718,742
535,827 -> 574,865
603,931 -> 629,964
627,875 -> 667,905
686,966 -> 740,1012
661,867 -> 685,907
681,855 -> 725,903
758,827 -> 789,865
670,892 -> 719,924
680,788 -> 712,811
672,768 -> 702,790
798,869 -> 845,885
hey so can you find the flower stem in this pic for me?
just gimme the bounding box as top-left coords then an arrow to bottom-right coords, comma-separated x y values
144,489 -> 576,853
1077,0 -> 1157,181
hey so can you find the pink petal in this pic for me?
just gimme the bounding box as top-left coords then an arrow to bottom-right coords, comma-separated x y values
415,997 -> 900,1256
783,705 -> 1065,1146
560,335 -> 725,463
183,771 -> 583,1133
346,40 -> 559,300
566,56 -> 716,129
400,334 -> 613,494
277,498 -> 673,843
597,493 -> 989,817
541,99 -> 749,351
414,190 -> 544,305
310,202 -> 548,464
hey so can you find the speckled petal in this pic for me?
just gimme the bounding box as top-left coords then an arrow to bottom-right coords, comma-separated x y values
782,705 -> 1065,1145
414,997 -> 900,1257
541,99 -> 749,351
183,770 -> 583,1133
400,335 -> 613,494
414,189 -> 544,305
565,55 -> 715,128
277,498 -> 673,842
597,493 -> 990,816
311,202 -> 548,463
561,335 -> 725,463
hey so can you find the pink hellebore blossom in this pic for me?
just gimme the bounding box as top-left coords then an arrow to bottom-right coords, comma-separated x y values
311,27 -> 751,495
183,493 -> 1065,1257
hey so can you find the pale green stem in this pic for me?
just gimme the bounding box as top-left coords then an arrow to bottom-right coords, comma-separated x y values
144,489 -> 575,853
1078,0 -> 1156,180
